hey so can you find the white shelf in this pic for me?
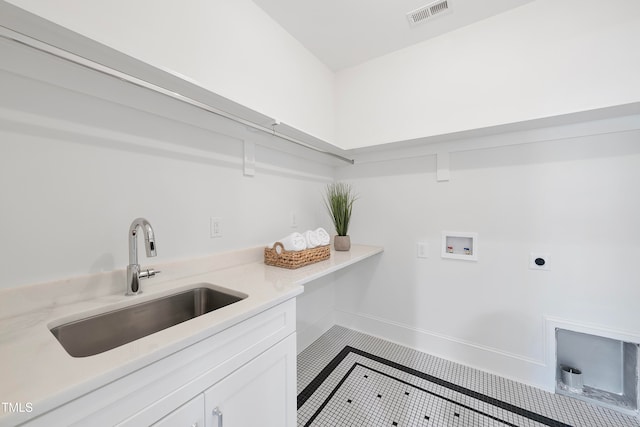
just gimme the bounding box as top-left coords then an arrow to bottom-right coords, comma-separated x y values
0,3 -> 353,165
266,244 -> 384,286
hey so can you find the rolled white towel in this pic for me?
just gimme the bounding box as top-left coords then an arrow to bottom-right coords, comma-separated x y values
273,232 -> 307,251
315,227 -> 330,246
303,230 -> 321,248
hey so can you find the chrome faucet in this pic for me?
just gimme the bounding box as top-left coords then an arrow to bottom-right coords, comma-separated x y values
126,217 -> 160,295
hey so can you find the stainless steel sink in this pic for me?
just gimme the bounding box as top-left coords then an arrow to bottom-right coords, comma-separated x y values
50,286 -> 247,357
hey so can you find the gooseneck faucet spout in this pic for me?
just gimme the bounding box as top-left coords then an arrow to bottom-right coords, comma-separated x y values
126,217 -> 160,295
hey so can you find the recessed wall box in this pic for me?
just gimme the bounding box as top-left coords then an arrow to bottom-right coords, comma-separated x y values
441,231 -> 478,261
556,328 -> 639,414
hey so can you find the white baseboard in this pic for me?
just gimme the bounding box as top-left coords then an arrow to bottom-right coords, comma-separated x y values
335,309 -> 553,392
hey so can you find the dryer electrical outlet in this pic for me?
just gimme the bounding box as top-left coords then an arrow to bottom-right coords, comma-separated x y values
529,252 -> 550,270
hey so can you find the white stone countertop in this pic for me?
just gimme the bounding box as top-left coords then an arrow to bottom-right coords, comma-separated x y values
0,244 -> 383,426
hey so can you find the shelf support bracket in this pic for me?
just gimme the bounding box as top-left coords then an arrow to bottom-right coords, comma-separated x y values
243,140 -> 256,177
436,151 -> 450,182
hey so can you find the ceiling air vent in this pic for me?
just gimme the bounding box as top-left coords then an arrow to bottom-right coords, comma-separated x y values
407,0 -> 451,26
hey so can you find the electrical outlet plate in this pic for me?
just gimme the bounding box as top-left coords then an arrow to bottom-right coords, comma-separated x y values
529,252 -> 550,270
210,217 -> 222,238
290,211 -> 297,228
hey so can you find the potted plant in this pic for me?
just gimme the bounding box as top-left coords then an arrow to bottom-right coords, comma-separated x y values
324,182 -> 357,251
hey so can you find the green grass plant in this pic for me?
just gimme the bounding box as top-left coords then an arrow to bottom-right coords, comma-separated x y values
324,183 -> 357,236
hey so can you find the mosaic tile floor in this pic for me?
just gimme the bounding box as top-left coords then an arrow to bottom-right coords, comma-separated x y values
297,326 -> 640,427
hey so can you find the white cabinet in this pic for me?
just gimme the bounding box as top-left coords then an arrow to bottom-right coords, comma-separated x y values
145,332 -> 296,427
26,299 -> 297,427
152,395 -> 204,427
204,334 -> 296,427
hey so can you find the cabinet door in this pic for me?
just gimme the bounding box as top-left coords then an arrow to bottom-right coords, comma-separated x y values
204,334 -> 296,427
152,394 -> 204,427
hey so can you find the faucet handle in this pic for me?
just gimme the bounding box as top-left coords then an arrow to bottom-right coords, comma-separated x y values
139,268 -> 161,280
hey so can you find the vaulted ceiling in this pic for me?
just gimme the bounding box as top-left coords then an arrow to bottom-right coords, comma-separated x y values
252,0 -> 534,71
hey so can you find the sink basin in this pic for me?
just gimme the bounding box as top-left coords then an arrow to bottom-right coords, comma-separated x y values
50,285 -> 247,357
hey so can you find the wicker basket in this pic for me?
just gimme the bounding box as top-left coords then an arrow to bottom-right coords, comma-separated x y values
264,242 -> 330,269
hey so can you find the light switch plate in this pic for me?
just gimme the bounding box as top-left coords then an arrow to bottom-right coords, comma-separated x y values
417,242 -> 429,258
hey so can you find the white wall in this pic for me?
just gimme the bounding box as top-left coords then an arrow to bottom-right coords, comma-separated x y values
0,50 -> 333,290
4,0 -> 336,143
333,129 -> 640,389
335,0 -> 640,148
